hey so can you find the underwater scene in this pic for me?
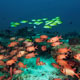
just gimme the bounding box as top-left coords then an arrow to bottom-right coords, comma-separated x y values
0,0 -> 80,80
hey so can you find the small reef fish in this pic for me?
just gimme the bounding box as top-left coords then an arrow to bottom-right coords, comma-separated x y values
47,36 -> 62,43
28,22 -> 33,24
23,41 -> 33,47
61,67 -> 80,78
45,20 -> 53,25
10,24 -> 17,27
35,38 -> 43,43
49,22 -> 57,26
56,59 -> 71,68
24,39 -> 32,42
6,59 -> 16,65
11,56 -> 18,62
18,62 -> 27,68
14,22 -> 20,25
10,17 -> 62,28
25,52 -> 38,59
0,49 -> 7,53
55,20 -> 62,24
10,22 -> 20,27
26,46 -> 37,52
20,20 -> 28,23
32,19 -> 36,21
36,19 -> 42,21
10,50 -> 18,56
0,60 -> 5,66
53,78 -> 62,80
17,38 -> 25,41
56,54 -> 67,60
8,41 -> 19,47
33,26 -> 36,28
17,51 -> 27,57
0,55 -> 5,60
41,45 -> 47,51
37,61 -> 46,65
56,47 -> 71,54
13,70 -> 23,74
36,57 -> 40,64
10,37 -> 16,40
9,67 -> 13,78
43,25 -> 52,29
51,63 -> 61,69
0,55 -> 9,60
36,57 -> 46,65
42,18 -> 48,20
33,21 -> 43,25
35,35 -> 48,43
40,35 -> 48,40
51,41 -> 63,47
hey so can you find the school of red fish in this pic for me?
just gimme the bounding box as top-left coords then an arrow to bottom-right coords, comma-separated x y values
0,35 -> 80,80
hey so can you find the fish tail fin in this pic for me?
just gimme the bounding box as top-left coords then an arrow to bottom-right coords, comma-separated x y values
59,35 -> 63,39
75,73 -> 80,78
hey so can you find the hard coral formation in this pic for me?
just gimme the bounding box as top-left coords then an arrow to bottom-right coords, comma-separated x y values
0,28 -> 80,80
63,31 -> 79,39
69,38 -> 80,45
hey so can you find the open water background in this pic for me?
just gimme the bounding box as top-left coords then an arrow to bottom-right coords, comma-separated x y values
0,0 -> 80,34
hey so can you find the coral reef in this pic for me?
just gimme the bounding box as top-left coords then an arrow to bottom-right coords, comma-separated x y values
0,28 -> 80,80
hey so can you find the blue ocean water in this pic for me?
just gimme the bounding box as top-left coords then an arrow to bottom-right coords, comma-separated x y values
0,0 -> 80,34
0,1 -> 80,80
